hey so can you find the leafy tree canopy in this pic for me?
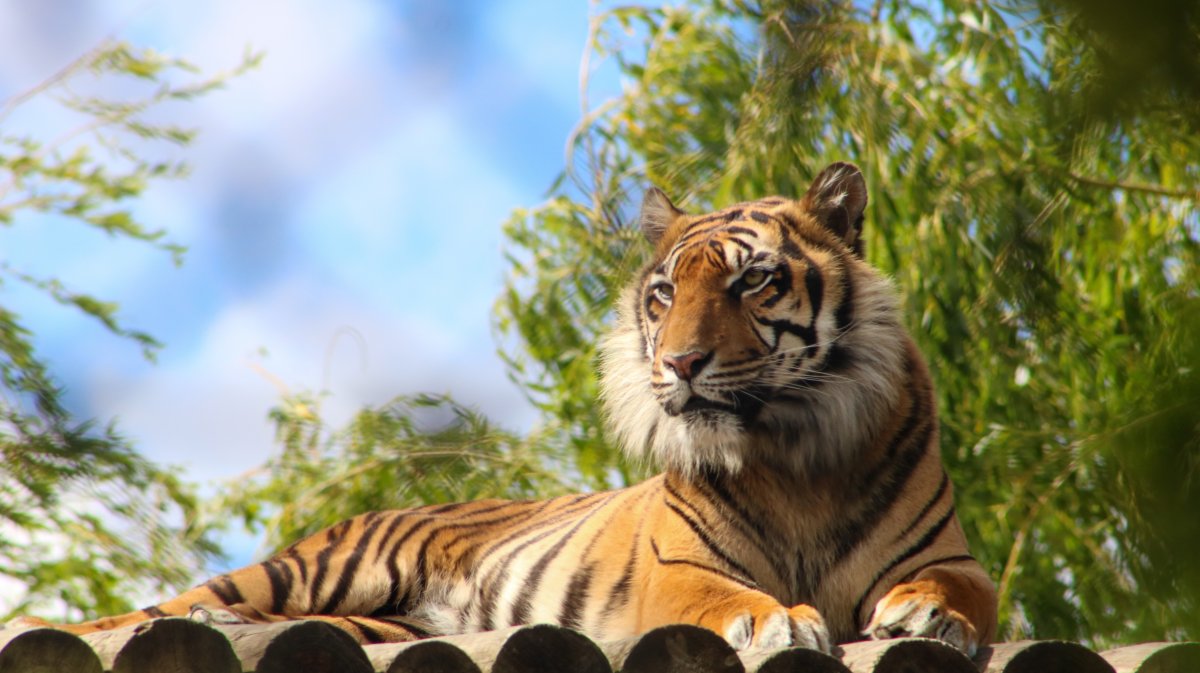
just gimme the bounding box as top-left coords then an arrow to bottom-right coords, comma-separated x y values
1,41 -> 258,619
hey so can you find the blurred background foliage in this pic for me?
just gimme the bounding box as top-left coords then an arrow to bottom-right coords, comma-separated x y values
5,0 -> 1197,648
1,42 -> 256,619
494,0 -> 1200,644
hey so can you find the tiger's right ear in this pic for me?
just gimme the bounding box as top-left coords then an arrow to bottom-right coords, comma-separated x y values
801,162 -> 868,257
640,187 -> 685,246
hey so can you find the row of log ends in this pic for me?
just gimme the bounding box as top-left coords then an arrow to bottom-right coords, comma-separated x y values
1,618 -> 1197,673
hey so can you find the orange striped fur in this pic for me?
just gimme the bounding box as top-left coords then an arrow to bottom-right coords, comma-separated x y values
14,163 -> 996,654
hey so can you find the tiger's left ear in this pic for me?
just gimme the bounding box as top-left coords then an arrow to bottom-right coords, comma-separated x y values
640,187 -> 686,246
801,162 -> 868,257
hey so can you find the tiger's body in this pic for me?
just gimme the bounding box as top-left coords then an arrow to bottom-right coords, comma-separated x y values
17,163 -> 996,654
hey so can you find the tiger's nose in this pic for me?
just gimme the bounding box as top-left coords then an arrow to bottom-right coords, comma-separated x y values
662,350 -> 712,382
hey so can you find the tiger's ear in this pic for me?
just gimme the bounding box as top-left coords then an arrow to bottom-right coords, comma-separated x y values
640,187 -> 685,246
801,162 -> 868,257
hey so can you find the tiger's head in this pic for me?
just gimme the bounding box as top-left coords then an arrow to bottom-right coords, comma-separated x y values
601,162 -> 909,476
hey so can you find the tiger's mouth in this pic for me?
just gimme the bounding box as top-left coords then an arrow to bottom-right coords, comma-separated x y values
673,390 -> 767,422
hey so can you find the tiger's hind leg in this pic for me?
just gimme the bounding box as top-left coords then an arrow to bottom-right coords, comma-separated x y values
10,511 -> 426,643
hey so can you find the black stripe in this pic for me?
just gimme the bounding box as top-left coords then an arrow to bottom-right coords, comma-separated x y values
474,494 -> 598,559
283,548 -> 308,585
756,315 -> 816,346
724,225 -> 759,237
726,236 -> 754,254
662,498 -> 755,582
263,560 -> 290,613
382,615 -> 435,638
901,554 -> 978,582
602,489 -> 653,618
308,539 -> 336,611
649,538 -> 759,591
805,265 -> 824,320
378,513 -> 416,610
346,617 -> 388,644
509,495 -> 614,624
206,575 -> 244,605
688,212 -> 730,227
472,495 -> 601,629
852,509 -> 958,626
605,548 -> 638,618
776,211 -> 801,230
662,477 -> 714,527
749,211 -> 771,223
379,504 -> 535,610
674,221 -> 728,244
142,605 -> 167,618
407,506 -> 550,610
694,470 -> 788,582
817,344 -> 853,374
760,263 -> 793,309
832,413 -> 933,562
827,367 -> 935,566
863,393 -> 920,478
478,517 -> 580,630
896,472 -> 950,542
558,563 -> 595,630
322,514 -> 387,614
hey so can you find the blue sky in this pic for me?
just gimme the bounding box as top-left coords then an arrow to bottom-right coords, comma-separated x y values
1,1 -> 621,566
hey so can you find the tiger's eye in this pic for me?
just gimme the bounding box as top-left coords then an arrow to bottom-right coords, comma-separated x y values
741,268 -> 769,288
653,283 -> 675,303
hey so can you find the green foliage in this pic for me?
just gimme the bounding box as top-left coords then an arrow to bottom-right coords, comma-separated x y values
213,392 -> 573,552
1,41 -> 258,619
495,0 -> 1199,645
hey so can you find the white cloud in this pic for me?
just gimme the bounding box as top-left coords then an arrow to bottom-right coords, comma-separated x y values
85,275 -> 535,483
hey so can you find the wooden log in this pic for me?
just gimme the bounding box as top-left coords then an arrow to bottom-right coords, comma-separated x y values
78,618 -> 239,673
602,624 -> 744,673
739,645 -> 852,673
382,626 -> 527,672
746,647 -> 850,673
841,637 -> 976,673
979,640 -> 1114,673
365,624 -> 607,673
214,620 -> 372,673
0,626 -> 102,673
490,624 -> 610,673
1101,642 -> 1200,673
364,639 -> 481,673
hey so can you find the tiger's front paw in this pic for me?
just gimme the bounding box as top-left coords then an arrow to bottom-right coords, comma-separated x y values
722,603 -> 831,653
865,582 -> 979,656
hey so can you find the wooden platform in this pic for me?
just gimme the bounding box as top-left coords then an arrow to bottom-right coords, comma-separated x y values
1,619 -> 1196,672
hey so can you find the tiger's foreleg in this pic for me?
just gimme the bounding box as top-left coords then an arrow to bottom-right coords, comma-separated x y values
863,558 -> 997,657
641,555 -> 832,652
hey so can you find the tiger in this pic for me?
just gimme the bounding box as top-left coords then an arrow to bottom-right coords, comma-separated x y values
11,162 -> 997,655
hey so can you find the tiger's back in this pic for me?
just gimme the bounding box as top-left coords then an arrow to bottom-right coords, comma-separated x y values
17,162 -> 996,654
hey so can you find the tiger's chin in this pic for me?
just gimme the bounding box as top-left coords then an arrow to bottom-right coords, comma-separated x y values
658,413 -> 754,476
